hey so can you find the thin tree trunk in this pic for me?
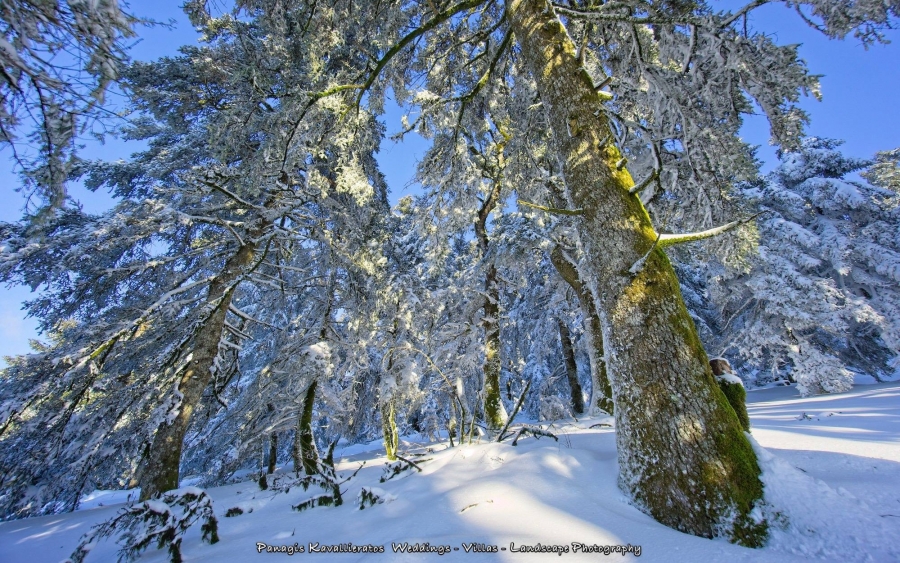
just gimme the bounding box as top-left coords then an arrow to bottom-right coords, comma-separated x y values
381,400 -> 399,461
474,170 -> 508,435
293,294 -> 332,476
138,240 -> 258,501
557,318 -> 584,414
509,0 -> 766,545
293,380 -> 319,476
550,246 -> 613,414
267,433 -> 278,474
481,263 -> 507,433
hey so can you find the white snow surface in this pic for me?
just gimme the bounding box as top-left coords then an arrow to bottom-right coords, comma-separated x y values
1,383 -> 899,562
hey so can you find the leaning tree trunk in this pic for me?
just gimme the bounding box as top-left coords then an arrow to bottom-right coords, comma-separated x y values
294,380 -> 319,476
138,240 -> 258,501
550,246 -> 613,414
509,0 -> 766,546
557,318 -> 584,414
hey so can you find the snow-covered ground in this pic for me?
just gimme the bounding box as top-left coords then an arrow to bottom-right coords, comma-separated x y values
1,383 -> 898,563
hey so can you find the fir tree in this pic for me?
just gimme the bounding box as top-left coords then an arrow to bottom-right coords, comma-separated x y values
710,138 -> 900,393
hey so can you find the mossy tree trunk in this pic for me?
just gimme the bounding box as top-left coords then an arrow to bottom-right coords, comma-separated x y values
480,264 -> 507,434
294,380 -> 319,476
711,359 -> 751,432
558,318 -> 584,415
509,0 -> 766,545
550,245 -> 613,414
381,400 -> 399,461
138,240 -> 258,501
474,154 -> 508,436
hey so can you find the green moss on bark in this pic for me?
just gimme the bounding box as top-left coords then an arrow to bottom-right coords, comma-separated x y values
718,379 -> 751,432
483,338 -> 506,433
297,380 -> 319,476
622,250 -> 767,546
381,401 -> 399,461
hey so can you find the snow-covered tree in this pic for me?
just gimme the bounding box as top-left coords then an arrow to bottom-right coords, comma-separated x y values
1,0 -> 898,548
1,0 -> 137,215
338,0 -> 899,544
0,0 -> 389,516
708,138 -> 900,393
862,148 -> 900,194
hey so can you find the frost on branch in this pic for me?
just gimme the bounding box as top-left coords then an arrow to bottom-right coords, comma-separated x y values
67,487 -> 219,563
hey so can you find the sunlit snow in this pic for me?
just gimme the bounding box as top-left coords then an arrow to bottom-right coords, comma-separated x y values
1,383 -> 898,562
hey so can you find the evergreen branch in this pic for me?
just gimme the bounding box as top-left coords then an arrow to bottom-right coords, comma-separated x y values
281,83 -> 364,170
354,0 -> 489,109
517,199 -> 584,216
657,213 -> 762,247
197,178 -> 263,211
392,343 -> 468,428
552,3 -> 694,25
453,27 -> 513,128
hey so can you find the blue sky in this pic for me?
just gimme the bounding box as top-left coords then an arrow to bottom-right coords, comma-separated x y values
0,1 -> 898,362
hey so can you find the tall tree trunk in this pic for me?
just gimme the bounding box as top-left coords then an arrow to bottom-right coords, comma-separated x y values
381,400 -> 399,461
481,263 -> 507,433
293,380 -> 319,476
138,241 -> 258,501
557,318 -> 584,414
550,246 -> 613,414
474,170 -> 508,435
509,0 -> 766,546
267,433 -> 278,475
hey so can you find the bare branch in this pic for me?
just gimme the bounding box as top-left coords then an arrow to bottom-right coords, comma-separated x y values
628,233 -> 662,275
721,0 -> 772,28
496,379 -> 532,442
629,168 -> 660,194
657,213 -> 763,247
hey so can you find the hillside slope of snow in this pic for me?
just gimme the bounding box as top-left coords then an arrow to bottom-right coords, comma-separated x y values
1,383 -> 897,562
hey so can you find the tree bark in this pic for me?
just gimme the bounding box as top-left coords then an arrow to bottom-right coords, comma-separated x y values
138,240 -> 258,501
294,380 -> 319,476
481,263 -> 507,433
509,0 -> 766,546
557,318 -> 584,414
267,433 -> 278,474
550,246 -> 613,414
381,400 -> 399,461
475,172 -> 508,435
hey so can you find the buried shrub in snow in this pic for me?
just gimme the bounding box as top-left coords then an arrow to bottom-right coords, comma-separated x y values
357,486 -> 396,509
288,441 -> 364,512
67,487 -> 219,563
